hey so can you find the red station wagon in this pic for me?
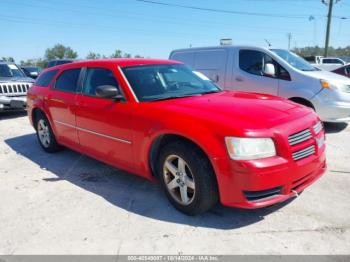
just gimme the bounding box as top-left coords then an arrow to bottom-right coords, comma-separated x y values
27,59 -> 327,215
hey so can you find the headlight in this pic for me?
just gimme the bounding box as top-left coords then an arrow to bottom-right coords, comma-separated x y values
320,79 -> 350,93
225,137 -> 276,160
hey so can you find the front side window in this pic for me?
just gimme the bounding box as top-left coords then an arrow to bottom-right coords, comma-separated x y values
35,70 -> 58,87
122,64 -> 221,102
239,50 -> 274,76
54,68 -> 81,92
0,64 -> 26,78
82,68 -> 120,96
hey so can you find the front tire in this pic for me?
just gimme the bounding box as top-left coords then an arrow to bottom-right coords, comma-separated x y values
35,112 -> 62,153
157,141 -> 218,216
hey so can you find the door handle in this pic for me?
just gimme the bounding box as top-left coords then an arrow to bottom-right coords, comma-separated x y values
235,76 -> 244,82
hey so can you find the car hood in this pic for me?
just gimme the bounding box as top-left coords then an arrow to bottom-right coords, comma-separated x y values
0,76 -> 35,83
148,91 -> 312,130
302,70 -> 350,85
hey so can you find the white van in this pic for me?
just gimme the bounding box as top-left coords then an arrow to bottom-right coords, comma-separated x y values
169,46 -> 350,123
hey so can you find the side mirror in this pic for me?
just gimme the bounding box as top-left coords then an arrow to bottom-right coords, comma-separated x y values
263,63 -> 276,77
95,85 -> 123,100
30,72 -> 38,78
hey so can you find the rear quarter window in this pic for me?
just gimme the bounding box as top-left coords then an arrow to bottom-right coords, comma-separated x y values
35,70 -> 58,87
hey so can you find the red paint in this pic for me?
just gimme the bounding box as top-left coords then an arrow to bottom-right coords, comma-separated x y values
27,59 -> 326,209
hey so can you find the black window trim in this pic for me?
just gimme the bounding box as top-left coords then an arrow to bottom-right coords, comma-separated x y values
79,66 -> 127,102
52,67 -> 84,94
238,49 -> 291,81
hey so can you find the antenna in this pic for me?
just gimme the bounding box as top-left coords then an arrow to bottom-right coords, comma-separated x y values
264,39 -> 272,47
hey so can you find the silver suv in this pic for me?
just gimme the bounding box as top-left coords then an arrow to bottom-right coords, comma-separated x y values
0,61 -> 34,111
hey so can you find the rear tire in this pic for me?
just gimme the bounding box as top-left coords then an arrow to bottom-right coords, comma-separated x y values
35,111 -> 62,153
157,141 -> 218,216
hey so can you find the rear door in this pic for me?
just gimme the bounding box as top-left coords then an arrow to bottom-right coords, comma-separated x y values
75,66 -> 134,170
46,67 -> 81,148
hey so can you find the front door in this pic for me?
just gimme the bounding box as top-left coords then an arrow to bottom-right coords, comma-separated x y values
75,67 -> 134,170
232,49 -> 279,95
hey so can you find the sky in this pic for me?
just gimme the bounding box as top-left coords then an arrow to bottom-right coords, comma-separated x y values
1,0 -> 350,62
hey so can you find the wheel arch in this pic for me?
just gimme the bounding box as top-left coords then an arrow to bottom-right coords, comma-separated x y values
149,134 -> 217,178
288,97 -> 315,110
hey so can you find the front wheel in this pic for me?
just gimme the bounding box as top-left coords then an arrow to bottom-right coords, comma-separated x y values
157,141 -> 218,216
35,112 -> 62,153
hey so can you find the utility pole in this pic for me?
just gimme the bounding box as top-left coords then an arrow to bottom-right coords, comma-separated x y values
287,33 -> 292,50
324,0 -> 334,56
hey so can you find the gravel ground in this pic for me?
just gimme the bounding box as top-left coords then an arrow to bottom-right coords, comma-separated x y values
0,112 -> 349,255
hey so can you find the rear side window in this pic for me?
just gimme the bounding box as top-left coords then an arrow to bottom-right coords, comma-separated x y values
35,70 -> 58,87
55,68 -> 81,92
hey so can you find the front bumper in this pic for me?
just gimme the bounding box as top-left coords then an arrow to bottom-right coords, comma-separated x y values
213,115 -> 327,209
311,89 -> 350,122
0,96 -> 27,111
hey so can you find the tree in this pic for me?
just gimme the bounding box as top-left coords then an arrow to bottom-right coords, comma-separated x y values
20,58 -> 47,68
2,57 -> 15,62
110,49 -> 123,58
123,53 -> 132,58
292,45 -> 350,57
44,44 -> 78,61
134,55 -> 143,58
86,52 -> 102,59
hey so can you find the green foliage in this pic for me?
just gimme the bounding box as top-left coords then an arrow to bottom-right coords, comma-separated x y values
1,57 -> 15,62
20,58 -> 47,69
293,46 -> 350,57
44,44 -> 78,60
110,49 -> 123,58
9,44 -> 143,68
86,52 -> 102,59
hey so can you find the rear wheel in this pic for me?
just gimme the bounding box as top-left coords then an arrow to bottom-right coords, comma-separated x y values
35,112 -> 62,153
157,141 -> 218,216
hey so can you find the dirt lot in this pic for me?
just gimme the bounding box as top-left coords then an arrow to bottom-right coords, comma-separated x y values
0,112 -> 349,255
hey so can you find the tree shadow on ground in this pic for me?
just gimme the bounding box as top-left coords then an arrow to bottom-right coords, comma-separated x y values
5,133 -> 296,230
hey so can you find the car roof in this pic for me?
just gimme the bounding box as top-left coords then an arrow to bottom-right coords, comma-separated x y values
47,58 -> 183,71
170,45 -> 271,53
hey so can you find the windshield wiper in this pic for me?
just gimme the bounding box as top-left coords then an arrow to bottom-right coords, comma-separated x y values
200,90 -> 222,95
147,94 -> 202,102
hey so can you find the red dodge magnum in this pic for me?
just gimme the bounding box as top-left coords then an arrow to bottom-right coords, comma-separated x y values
27,59 -> 326,215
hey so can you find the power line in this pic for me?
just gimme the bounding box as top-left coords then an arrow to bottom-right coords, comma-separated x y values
136,0 -> 346,19
0,0 -> 313,35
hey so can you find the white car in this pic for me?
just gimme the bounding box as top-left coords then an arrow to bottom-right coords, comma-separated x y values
0,62 -> 34,111
170,46 -> 350,123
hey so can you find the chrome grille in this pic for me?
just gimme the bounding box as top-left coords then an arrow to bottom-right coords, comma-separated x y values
292,145 -> 315,161
313,121 -> 322,134
288,129 -> 312,146
0,83 -> 31,95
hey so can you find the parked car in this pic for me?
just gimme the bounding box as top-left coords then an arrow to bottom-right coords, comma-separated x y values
303,56 -> 347,71
170,46 -> 350,123
27,59 -> 326,215
46,59 -> 74,68
0,61 -> 34,111
332,64 -> 350,78
21,66 -> 42,79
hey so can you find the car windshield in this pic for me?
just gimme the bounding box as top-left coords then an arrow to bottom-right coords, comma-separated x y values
271,49 -> 319,71
0,64 -> 26,77
121,64 -> 222,102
